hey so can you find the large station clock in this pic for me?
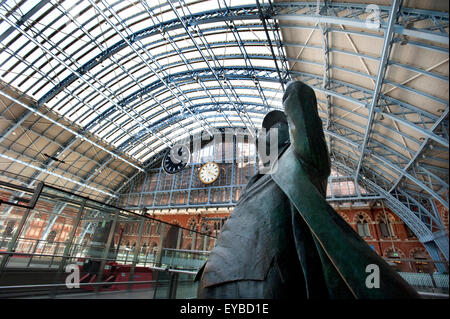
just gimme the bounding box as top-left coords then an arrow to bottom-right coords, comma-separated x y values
162,145 -> 190,174
199,162 -> 220,184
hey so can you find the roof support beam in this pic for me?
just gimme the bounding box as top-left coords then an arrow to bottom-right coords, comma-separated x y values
87,0 -> 215,138
0,9 -> 171,155
139,1 -> 234,128
0,89 -> 143,172
389,108 -> 449,193
381,112 -> 449,148
325,128 -> 448,210
165,0 -> 256,134
256,0 -> 286,91
355,0 -> 401,181
0,153 -> 116,198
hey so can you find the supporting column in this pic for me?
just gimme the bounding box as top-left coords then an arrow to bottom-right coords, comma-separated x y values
94,210 -> 119,293
128,217 -> 145,290
423,241 -> 447,273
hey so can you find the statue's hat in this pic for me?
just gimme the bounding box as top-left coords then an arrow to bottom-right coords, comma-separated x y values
262,110 -> 287,130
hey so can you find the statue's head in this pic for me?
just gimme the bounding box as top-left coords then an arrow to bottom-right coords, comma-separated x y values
258,110 -> 290,163
282,80 -> 331,194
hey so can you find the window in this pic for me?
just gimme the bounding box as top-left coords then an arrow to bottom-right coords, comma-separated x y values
47,230 -> 57,243
154,222 -> 161,235
356,215 -> 371,237
145,223 -> 152,235
4,220 -> 16,236
187,219 -> 197,236
379,217 -> 394,238
412,251 -> 429,273
405,225 -> 415,238
200,222 -> 212,235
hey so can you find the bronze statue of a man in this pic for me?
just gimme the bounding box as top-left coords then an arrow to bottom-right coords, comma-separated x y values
195,81 -> 419,299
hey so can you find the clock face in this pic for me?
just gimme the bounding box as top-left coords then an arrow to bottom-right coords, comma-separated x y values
162,145 -> 190,174
199,162 -> 220,184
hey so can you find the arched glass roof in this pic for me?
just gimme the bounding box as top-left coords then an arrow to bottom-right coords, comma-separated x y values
0,1 -> 448,252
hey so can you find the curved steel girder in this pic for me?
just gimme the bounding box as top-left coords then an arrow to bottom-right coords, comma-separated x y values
331,158 -> 437,241
96,65 -> 445,152
115,102 -> 270,151
88,85 -> 281,142
80,65 -> 448,207
3,1 -> 444,229
112,96 -> 448,214
58,41 -> 445,127
355,0 -> 401,182
30,2 -> 448,113
273,2 -> 449,44
332,150 -> 444,233
83,66 -> 442,148
34,4 -> 267,108
45,38 -> 446,122
114,67 -> 443,143
325,126 -> 448,209
331,150 -> 444,232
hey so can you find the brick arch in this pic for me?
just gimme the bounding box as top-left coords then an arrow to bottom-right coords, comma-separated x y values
200,221 -> 213,235
169,219 -> 180,226
182,241 -> 192,250
409,247 -> 430,259
186,217 -> 197,237
337,211 -> 351,224
353,211 -> 373,224
187,217 -> 197,226
376,212 -> 398,238
149,241 -> 158,252
383,247 -> 406,258
375,212 -> 396,223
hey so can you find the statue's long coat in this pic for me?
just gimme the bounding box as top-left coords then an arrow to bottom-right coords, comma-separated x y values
195,81 -> 419,299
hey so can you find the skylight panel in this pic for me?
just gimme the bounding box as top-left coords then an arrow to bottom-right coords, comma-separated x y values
90,122 -> 110,138
156,7 -> 177,23
104,128 -> 124,144
0,20 -> 11,36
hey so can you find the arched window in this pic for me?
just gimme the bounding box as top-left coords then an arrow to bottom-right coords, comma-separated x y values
405,225 -> 415,238
141,242 -> 148,254
145,223 -> 152,235
150,242 -> 158,255
412,250 -> 429,273
385,248 -> 403,271
47,230 -> 57,243
200,222 -> 212,236
4,220 -> 16,236
356,215 -> 371,237
379,217 -> 394,238
187,218 -> 197,236
154,222 -> 161,235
